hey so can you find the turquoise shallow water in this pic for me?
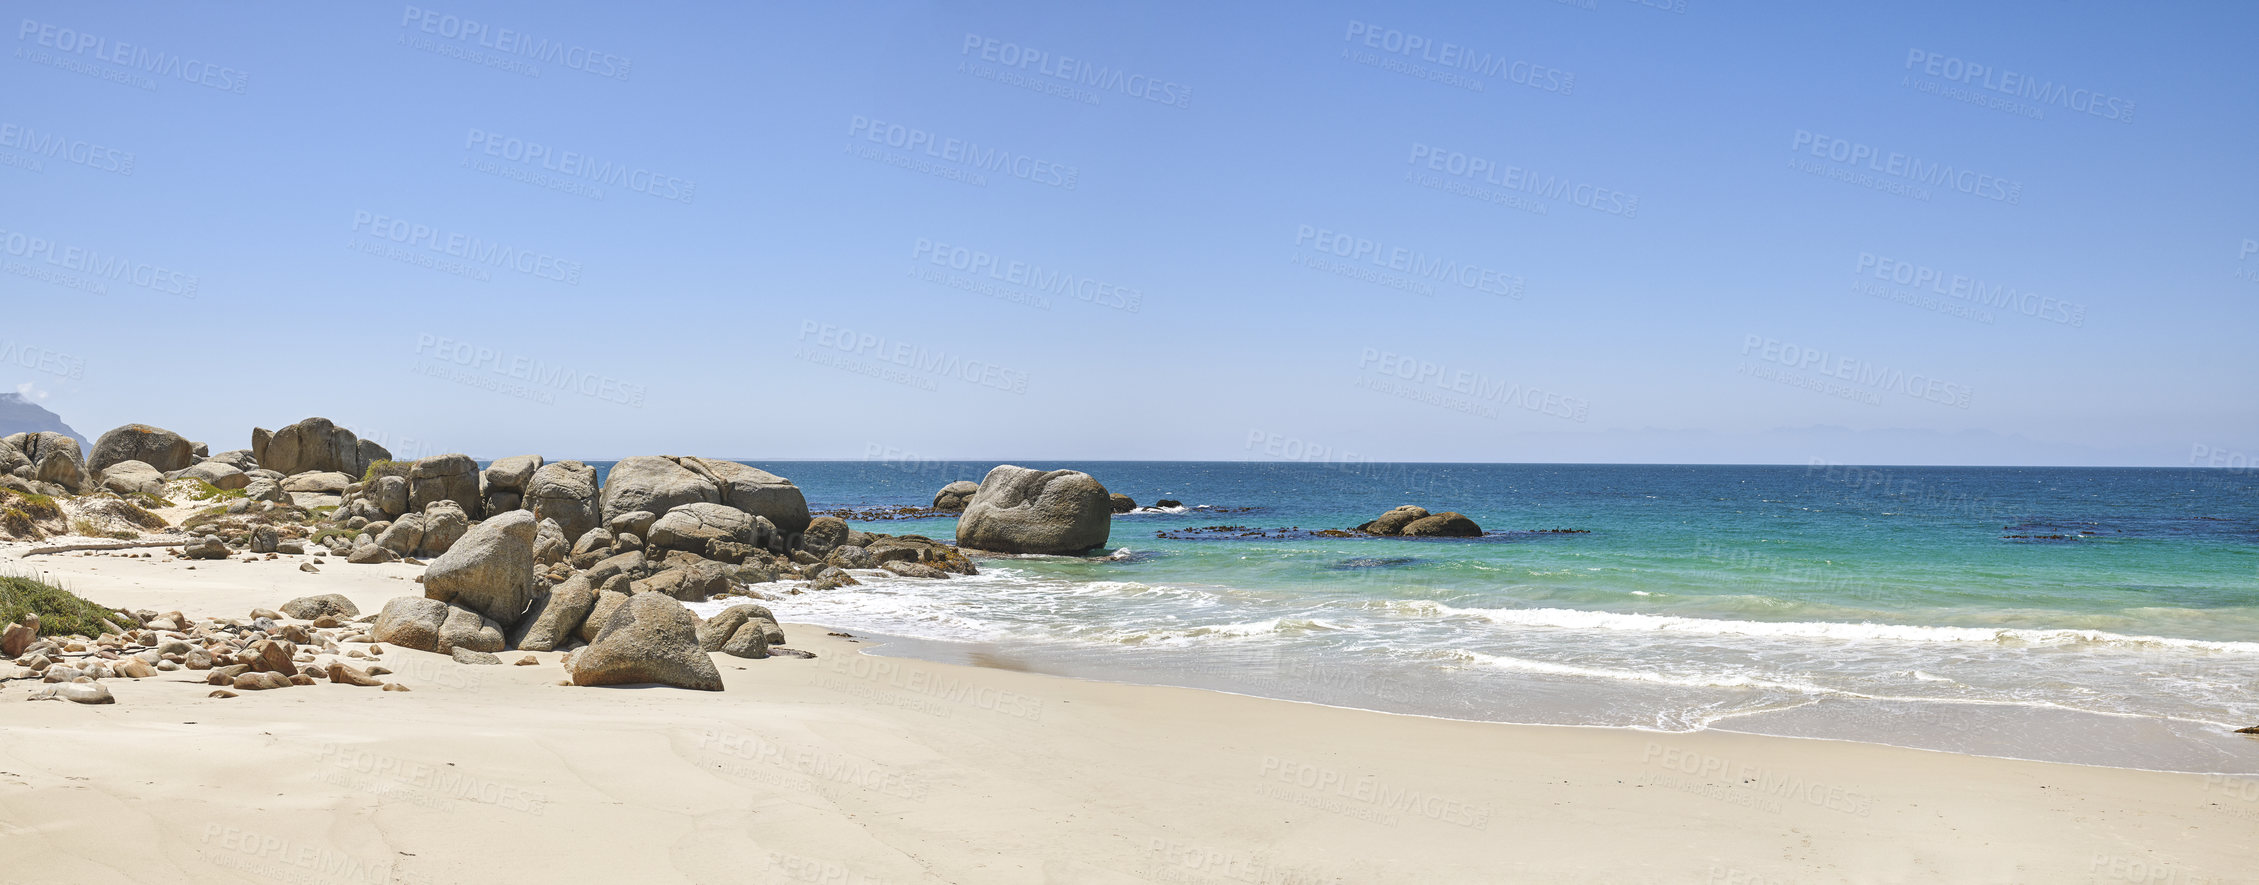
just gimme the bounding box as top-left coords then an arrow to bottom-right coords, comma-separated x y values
638,460 -> 2259,772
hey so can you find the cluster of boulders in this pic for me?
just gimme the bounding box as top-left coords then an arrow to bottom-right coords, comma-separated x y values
5,594 -> 417,704
1354,506 -> 1482,537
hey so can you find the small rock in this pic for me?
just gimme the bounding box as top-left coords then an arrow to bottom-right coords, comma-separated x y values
382,682 -> 411,692
514,655 -> 538,666
208,690 -> 238,698
450,648 -> 502,666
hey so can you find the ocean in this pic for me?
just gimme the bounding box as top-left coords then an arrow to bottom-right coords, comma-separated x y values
602,460 -> 2259,774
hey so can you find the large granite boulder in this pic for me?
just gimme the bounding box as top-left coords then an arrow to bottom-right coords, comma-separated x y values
421,510 -> 538,625
511,572 -> 596,652
682,458 -> 809,535
370,596 -> 448,651
177,460 -> 249,491
528,460 -> 600,544
89,424 -> 194,474
374,514 -> 424,556
934,480 -> 979,511
648,503 -> 755,553
374,474 -> 410,517
569,594 -> 723,690
409,454 -> 481,517
599,456 -> 718,524
483,455 -> 542,514
954,465 -> 1112,555
281,471 -> 351,494
254,418 -> 385,478
0,440 -> 27,477
1401,512 -> 1482,537
798,516 -> 850,557
417,500 -> 470,557
578,588 -> 630,644
439,605 -> 505,654
99,460 -> 165,496
1357,506 -> 1430,536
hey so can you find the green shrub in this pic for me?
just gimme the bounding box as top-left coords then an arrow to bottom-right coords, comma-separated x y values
360,460 -> 411,484
0,573 -> 129,637
186,480 -> 245,502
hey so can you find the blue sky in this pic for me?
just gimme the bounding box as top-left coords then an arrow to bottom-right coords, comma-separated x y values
3,0 -> 2253,466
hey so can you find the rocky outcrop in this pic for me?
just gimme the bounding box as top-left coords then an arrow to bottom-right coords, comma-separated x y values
253,417 -> 387,478
1110,493 -> 1136,513
682,458 -> 809,535
933,480 -> 980,512
1355,506 -> 1482,537
408,454 -> 481,517
954,465 -> 1112,555
569,594 -> 723,690
600,456 -> 809,536
421,510 -> 538,625
89,424 -> 194,474
7,432 -> 87,492
1357,506 -> 1429,536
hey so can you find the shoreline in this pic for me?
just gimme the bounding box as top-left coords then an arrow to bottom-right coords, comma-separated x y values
5,542 -> 2257,882
791,618 -> 2259,779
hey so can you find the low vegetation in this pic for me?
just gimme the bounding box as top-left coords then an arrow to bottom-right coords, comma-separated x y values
0,572 -> 130,637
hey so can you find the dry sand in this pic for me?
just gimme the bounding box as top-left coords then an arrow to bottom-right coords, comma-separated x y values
2,542 -> 2252,884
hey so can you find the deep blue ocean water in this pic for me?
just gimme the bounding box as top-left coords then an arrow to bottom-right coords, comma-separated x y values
592,460 -> 2259,772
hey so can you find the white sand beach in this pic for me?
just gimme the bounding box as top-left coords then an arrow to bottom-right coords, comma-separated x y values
3,543 -> 2249,885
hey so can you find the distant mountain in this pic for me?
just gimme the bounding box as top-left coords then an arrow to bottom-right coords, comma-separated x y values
0,393 -> 87,446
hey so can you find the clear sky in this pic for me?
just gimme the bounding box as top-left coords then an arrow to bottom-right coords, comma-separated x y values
4,0 -> 2254,466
